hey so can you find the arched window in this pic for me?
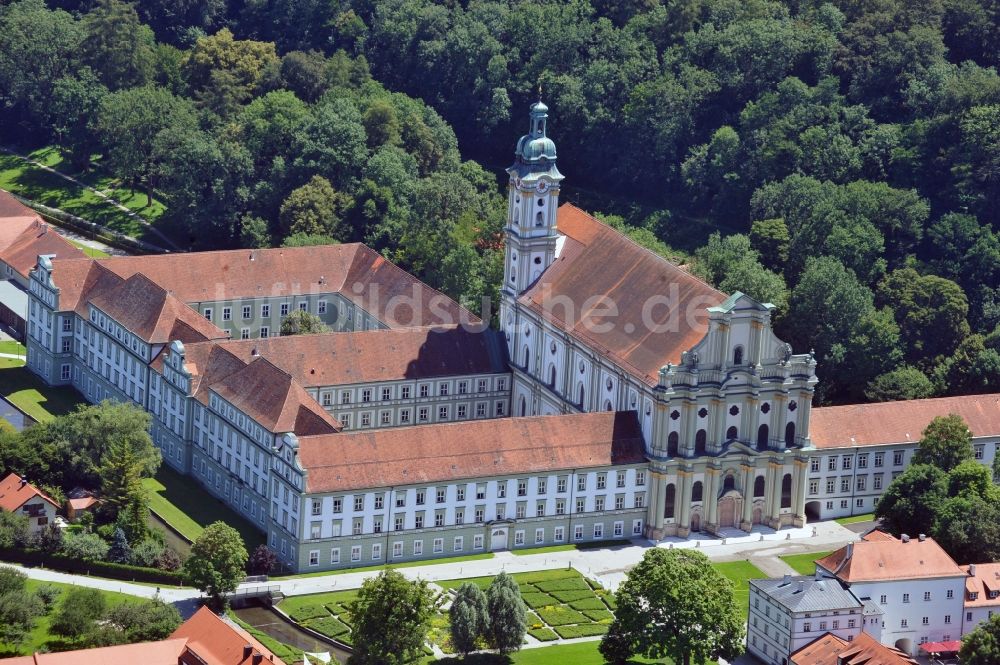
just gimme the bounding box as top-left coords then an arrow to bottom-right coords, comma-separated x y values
604,400 -> 613,412
733,346 -> 744,366
695,429 -> 707,456
691,481 -> 703,502
523,347 -> 531,372
519,396 -> 526,417
757,424 -> 769,451
578,385 -> 585,409
664,484 -> 676,519
667,432 -> 679,457
754,475 -> 766,498
549,365 -> 556,388
535,211 -> 544,226
723,474 -> 736,493
785,422 -> 796,447
726,426 -> 738,441
513,208 -> 519,224
781,474 -> 792,508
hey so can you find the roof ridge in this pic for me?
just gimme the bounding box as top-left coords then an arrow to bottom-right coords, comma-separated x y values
560,203 -> 726,298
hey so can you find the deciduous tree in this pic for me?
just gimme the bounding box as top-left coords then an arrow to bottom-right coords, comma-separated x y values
183,522 -> 248,608
347,569 -> 435,665
913,414 -> 974,471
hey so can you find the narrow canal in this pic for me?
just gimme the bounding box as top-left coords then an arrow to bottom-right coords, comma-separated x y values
233,603 -> 352,665
0,395 -> 35,430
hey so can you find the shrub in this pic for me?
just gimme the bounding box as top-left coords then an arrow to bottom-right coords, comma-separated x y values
289,604 -> 330,622
597,590 -> 617,610
156,548 -> 182,571
528,627 -> 558,641
520,592 -> 558,609
535,606 -> 588,626
583,609 -> 615,622
0,546 -> 184,585
535,578 -> 590,593
35,584 -> 61,611
61,532 -> 110,562
554,623 -> 609,639
569,597 -> 606,611
130,539 -> 165,568
308,616 -> 350,639
550,589 -> 594,603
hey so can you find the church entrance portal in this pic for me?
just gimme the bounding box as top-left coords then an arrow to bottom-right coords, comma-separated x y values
490,527 -> 508,551
805,501 -> 822,522
719,497 -> 737,528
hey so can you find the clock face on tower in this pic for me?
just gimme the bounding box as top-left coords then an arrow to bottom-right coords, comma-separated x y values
536,180 -> 548,193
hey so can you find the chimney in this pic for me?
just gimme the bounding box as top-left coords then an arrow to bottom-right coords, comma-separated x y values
243,644 -> 253,658
251,348 -> 259,357
252,653 -> 263,664
970,564 -> 977,577
797,580 -> 805,592
919,533 -> 926,542
846,542 -> 853,559
901,534 -> 910,543
783,574 -> 791,585
19,478 -> 27,488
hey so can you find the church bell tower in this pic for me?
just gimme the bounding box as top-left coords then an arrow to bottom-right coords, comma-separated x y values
502,100 -> 564,297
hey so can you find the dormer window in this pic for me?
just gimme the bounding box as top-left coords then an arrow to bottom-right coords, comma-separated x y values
970,592 -> 979,600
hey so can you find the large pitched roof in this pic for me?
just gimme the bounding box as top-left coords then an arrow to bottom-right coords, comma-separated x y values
89,272 -> 227,344
0,190 -> 41,248
298,411 -> 647,493
961,563 -> 1000,608
518,204 -> 726,386
208,325 -> 508,387
49,243 -> 475,327
170,606 -> 287,665
792,631 -> 916,665
0,222 -> 83,279
0,472 -> 58,512
810,393 -> 1000,449
0,639 -> 190,665
750,576 -> 862,613
816,531 -> 964,583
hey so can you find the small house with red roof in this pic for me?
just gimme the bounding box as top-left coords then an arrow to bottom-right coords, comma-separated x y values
0,472 -> 59,534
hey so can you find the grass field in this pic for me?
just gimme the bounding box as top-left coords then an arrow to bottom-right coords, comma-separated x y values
0,578 -> 145,657
0,359 -> 84,421
835,513 -> 875,525
429,641 -> 671,664
66,238 -> 111,258
0,146 -> 167,243
271,552 -> 495,580
141,466 -> 265,549
0,341 -> 25,355
711,560 -> 768,620
780,551 -> 832,576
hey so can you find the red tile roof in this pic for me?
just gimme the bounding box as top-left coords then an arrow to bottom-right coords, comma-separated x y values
298,411 -> 647,493
810,393 -> 1000,448
0,473 -> 58,512
0,190 -> 41,249
201,325 -> 507,387
961,563 -> 1000,608
792,631 -> 916,665
170,606 -> 287,665
0,638 -> 190,665
816,532 -> 964,583
518,204 -> 726,386
0,222 -> 84,279
50,243 -> 475,327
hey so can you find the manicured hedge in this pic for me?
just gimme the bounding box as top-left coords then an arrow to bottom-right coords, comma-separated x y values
528,627 -> 559,641
550,589 -> 595,603
536,606 -> 589,626
568,597 -> 606,611
554,623 -> 609,639
289,604 -> 329,622
583,609 -> 614,622
521,591 -> 558,609
535,577 -> 590,593
308,616 -> 350,639
0,546 -> 184,585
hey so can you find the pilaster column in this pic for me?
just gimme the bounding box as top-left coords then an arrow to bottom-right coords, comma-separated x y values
684,402 -> 698,456
768,462 -> 783,526
705,467 -> 719,531
677,469 -> 692,537
648,472 -> 663,532
792,458 -> 808,527
741,464 -> 755,529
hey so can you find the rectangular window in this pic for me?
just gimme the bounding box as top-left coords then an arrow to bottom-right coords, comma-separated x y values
517,479 -> 527,496
299,302 -> 308,311
514,530 -> 524,546
454,536 -> 464,551
842,455 -> 852,470
557,477 -> 567,493
439,383 -> 448,396
554,526 -> 565,542
615,495 -> 625,510
495,401 -> 505,416
418,407 -> 428,422
309,550 -> 319,566
476,403 -> 486,417
434,512 -> 444,527
401,386 -> 411,399
975,445 -> 984,460
828,457 -> 837,471
318,301 -> 327,314
457,404 -> 467,418
574,525 -> 584,541
840,477 -> 851,493
433,538 -> 443,553
856,476 -> 867,491
280,303 -> 289,316
261,304 -> 270,318
354,495 -> 364,511
858,454 -> 868,469
241,328 -> 250,339
595,496 -> 605,512
809,480 -> 818,495
538,479 -> 547,494
593,523 -> 604,539
535,528 -> 545,543
874,453 -> 884,467
393,542 -> 403,558
438,405 -> 448,420
372,543 -> 382,560
419,384 -> 429,397
634,493 -> 644,508
382,387 -> 391,401
575,498 -> 585,513
457,487 -> 466,502
903,593 -> 910,603
375,495 -> 384,509
536,502 -> 545,517
810,458 -> 820,472
361,413 -> 371,427
893,451 -> 904,466
351,546 -> 361,562
204,308 -> 213,321
473,535 -> 483,550
636,471 -> 645,486
400,409 -> 411,423
577,476 -> 587,491
597,473 -> 607,490
242,305 -> 252,319
380,411 -> 390,425
477,379 -> 487,392
873,475 -> 883,491
497,483 -> 507,499
331,548 -> 340,564
455,509 -> 464,524
223,307 -> 232,321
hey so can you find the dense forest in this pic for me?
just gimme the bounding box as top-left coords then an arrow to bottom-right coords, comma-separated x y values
1,0 -> 998,404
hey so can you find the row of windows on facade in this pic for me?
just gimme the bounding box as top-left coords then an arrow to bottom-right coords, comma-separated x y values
309,471 -> 647,515
661,422 -> 798,456
305,520 -> 646,566
203,300 -> 326,323
320,377 -> 508,406
810,452 -> 907,472
339,401 -> 507,428
809,474 -> 894,495
660,473 -> 794,518
308,494 -> 646,537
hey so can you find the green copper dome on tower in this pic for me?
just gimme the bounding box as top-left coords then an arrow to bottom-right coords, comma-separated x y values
509,99 -> 563,183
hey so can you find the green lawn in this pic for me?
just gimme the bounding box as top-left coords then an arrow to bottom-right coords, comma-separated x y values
780,551 -> 832,576
0,340 -> 25,355
272,552 -> 495,580
835,513 -> 875,525
0,147 -> 166,243
0,359 -> 84,421
228,610 -> 305,664
66,238 -> 110,258
141,465 -> 265,549
0,578 -> 145,657
711,560 -> 767,621
510,540 -> 630,557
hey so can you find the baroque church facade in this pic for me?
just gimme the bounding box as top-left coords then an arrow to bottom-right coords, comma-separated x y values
499,102 -> 818,538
